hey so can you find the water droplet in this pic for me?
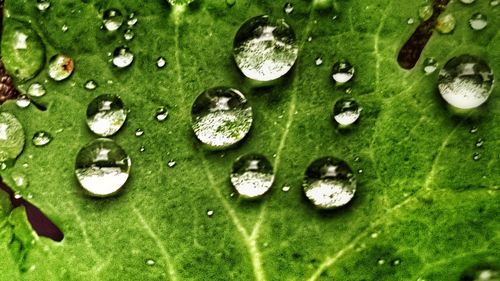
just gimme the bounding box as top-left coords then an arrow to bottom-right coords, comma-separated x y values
155,107 -> 169,121
14,193 -> 22,199
475,138 -> 484,148
139,145 -> 145,152
233,15 -> 298,81
423,58 -> 438,74
84,80 -> 97,90
16,95 -> 31,108
377,258 -> 385,265
225,0 -> 236,7
127,13 -> 138,26
0,113 -> 25,163
75,138 -> 131,197
407,18 -> 415,25
307,36 -> 312,42
230,154 -> 274,199
156,57 -> 167,68
284,3 -> 294,14
191,87 -> 253,149
61,24 -> 69,32
370,232 -> 379,238
491,0 -> 499,6
1,19 -> 46,81
36,0 -> 51,11
32,131 -> 52,146
145,259 -> 155,266
206,209 -> 214,217
281,185 -> 291,192
167,160 -> 176,168
469,13 -> 488,30
303,157 -> 356,209
438,55 -> 493,109
315,57 -> 323,66
436,13 -> 456,34
11,172 -> 28,188
27,83 -> 46,97
461,267 -> 499,281
473,152 -> 481,161
460,0 -> 476,4
86,95 -> 127,137
135,128 -> 144,137
103,9 -> 123,31
333,98 -> 361,127
48,54 -> 74,81
470,126 -> 478,133
418,5 -> 433,21
112,46 -> 134,68
124,29 -> 135,41
392,259 -> 401,266
331,59 -> 354,84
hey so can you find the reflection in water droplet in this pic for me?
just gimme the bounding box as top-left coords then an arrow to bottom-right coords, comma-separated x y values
32,131 -> 52,147
233,15 -> 298,81
436,13 -> 456,34
16,95 -> 31,108
156,57 -> 167,68
284,3 -> 294,14
75,138 -> 131,197
36,0 -> 51,11
103,9 -> 123,31
135,128 -> 144,137
423,58 -> 438,74
303,157 -> 356,209
331,59 -> 354,84
438,55 -> 493,109
333,98 -> 361,127
155,107 -> 169,122
86,95 -> 127,137
112,46 -> 134,68
124,29 -> 135,41
231,154 -> 274,199
419,5 -> 433,21
191,87 -> 253,149
27,83 -> 46,97
207,210 -> 214,217
145,259 -> 155,266
84,80 -> 97,90
469,13 -> 488,30
48,54 -> 74,81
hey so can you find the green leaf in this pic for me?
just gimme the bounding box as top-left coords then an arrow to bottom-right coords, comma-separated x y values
1,0 -> 499,280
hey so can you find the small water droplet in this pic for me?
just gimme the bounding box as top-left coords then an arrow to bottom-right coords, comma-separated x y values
112,47 -> 134,68
233,15 -> 299,81
145,259 -> 155,266
156,57 -> 167,68
48,54 -> 74,81
135,128 -> 144,137
377,258 -> 385,265
475,138 -> 484,148
331,59 -> 354,84
370,232 -> 378,238
283,3 -> 294,14
303,157 -> 356,209
75,138 -> 131,197
438,55 -> 493,109
460,0 -> 476,4
281,185 -> 291,192
473,152 -> 481,161
207,209 -> 214,217
127,13 -> 138,26
357,169 -> 363,174
461,267 -> 499,281
333,97 -> 361,127
436,13 -> 456,34
32,131 -> 52,146
231,154 -> 274,199
27,83 -> 46,97
14,193 -> 22,199
307,36 -> 312,42
155,107 -> 169,121
407,18 -> 415,25
418,4 -> 433,21
225,0 -> 236,7
191,87 -> 253,149
167,160 -> 176,168
423,58 -> 438,74
315,57 -> 323,66
103,9 -> 123,31
84,80 -> 97,90
11,172 -> 28,188
491,0 -> 499,6
16,95 -> 31,108
392,259 -> 401,266
470,126 -> 478,133
469,13 -> 487,30
36,0 -> 51,11
124,29 -> 135,41
86,94 -> 127,137
139,145 -> 145,152
61,24 -> 68,32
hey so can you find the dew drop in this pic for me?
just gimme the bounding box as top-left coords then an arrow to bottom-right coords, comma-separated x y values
16,95 -> 31,108
469,13 -> 488,30
233,15 -> 298,82
331,59 -> 354,84
392,259 -> 401,266
191,87 -> 253,149
461,267 -> 499,281
0,113 -> 25,163
423,58 -> 438,74
206,209 -> 214,217
377,258 -> 385,265
135,128 -> 144,137
155,107 -> 169,122
11,172 -> 28,188
475,138 -> 484,148
438,55 -> 493,109
230,154 -> 274,199
32,131 -> 52,147
470,126 -> 478,133
407,18 -> 415,25
86,94 -> 127,137
36,0 -> 51,11
156,57 -> 167,68
75,139 -> 130,197
112,47 -> 134,68
27,83 -> 46,97
460,0 -> 476,4
103,9 -> 123,31
333,98 -> 361,127
436,13 -> 456,34
167,160 -> 176,168
307,36 -> 312,42
84,80 -> 97,90
124,29 -> 135,41
127,13 -> 138,27
284,3 -> 294,14
418,5 -> 433,21
145,259 -> 155,266
473,152 -> 481,161
303,157 -> 356,209
281,185 -> 291,192
491,0 -> 499,6
48,54 -> 74,81
61,24 -> 69,32
315,57 -> 323,66
139,145 -> 145,152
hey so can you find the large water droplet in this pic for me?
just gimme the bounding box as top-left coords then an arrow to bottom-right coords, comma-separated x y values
112,46 -> 134,68
233,15 -> 298,82
436,13 -> 456,34
469,13 -> 488,30
438,55 -> 494,109
75,138 -> 131,197
423,58 -> 438,74
191,87 -> 253,149
1,19 -> 45,81
32,131 -> 52,147
0,112 -> 25,163
16,95 -> 31,108
230,154 -> 274,199
86,95 -> 127,137
303,157 -> 356,209
36,0 -> 51,11
27,82 -> 46,97
48,54 -> 74,81
332,59 -> 354,84
103,9 -> 123,31
333,97 -> 361,127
